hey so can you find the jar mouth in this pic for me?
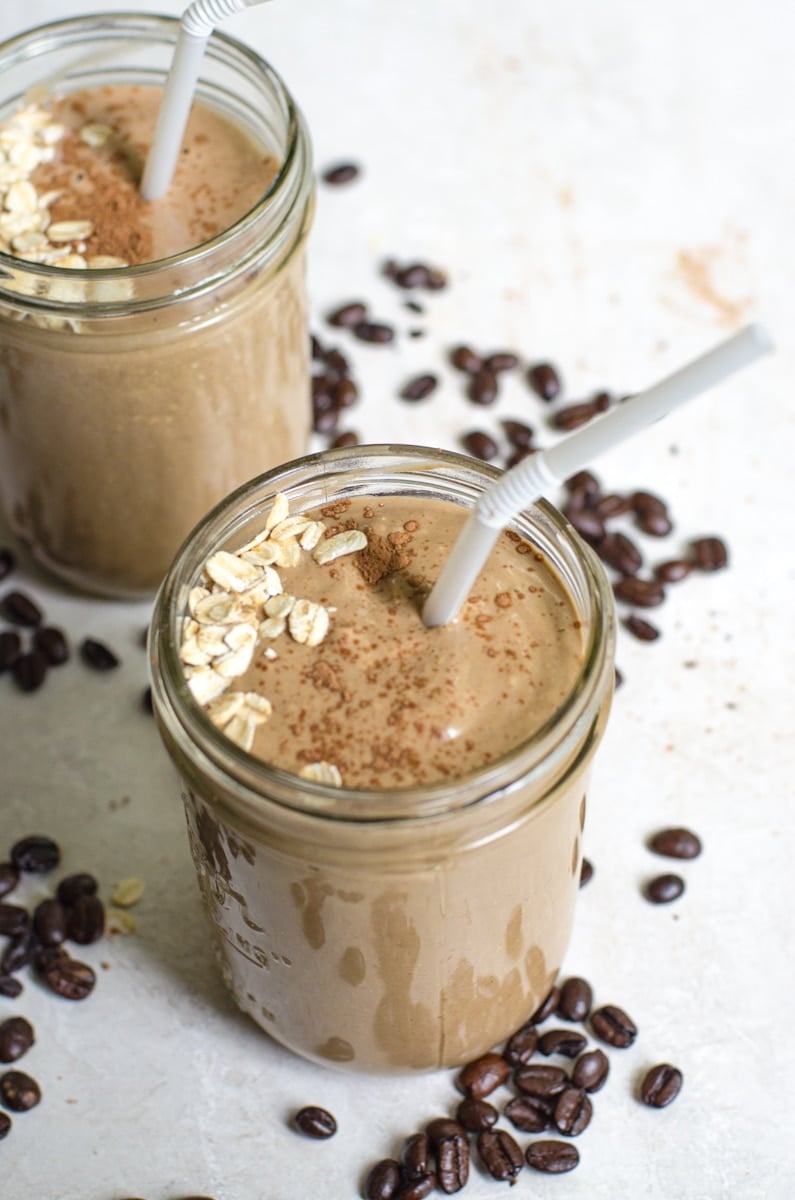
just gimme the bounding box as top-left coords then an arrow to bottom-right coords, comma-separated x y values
0,13 -> 312,313
150,446 -> 616,822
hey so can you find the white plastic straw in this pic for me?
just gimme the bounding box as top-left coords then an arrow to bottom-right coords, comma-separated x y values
140,0 -> 273,201
422,323 -> 773,628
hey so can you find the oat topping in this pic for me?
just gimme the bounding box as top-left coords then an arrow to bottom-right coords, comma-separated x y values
313,528 -> 368,565
111,877 -> 146,908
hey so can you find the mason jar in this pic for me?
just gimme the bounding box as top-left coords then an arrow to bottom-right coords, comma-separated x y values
0,13 -> 313,596
149,446 -> 615,1073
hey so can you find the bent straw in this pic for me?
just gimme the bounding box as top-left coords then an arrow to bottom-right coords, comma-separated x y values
140,0 -> 273,201
422,323 -> 773,628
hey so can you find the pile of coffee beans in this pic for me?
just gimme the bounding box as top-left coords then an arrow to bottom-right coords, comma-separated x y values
0,833 -> 106,1142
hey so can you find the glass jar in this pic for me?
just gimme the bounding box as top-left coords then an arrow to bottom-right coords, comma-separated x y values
150,446 -> 615,1073
0,13 -> 313,596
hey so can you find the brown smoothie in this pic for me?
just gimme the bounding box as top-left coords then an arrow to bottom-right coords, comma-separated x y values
159,486 -> 611,1071
0,85 -> 311,594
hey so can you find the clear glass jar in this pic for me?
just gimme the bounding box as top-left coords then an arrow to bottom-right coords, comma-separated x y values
0,14 -> 313,596
150,446 -> 615,1073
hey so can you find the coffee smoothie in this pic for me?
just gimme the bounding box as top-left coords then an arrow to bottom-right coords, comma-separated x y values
0,16 -> 313,595
151,450 -> 615,1073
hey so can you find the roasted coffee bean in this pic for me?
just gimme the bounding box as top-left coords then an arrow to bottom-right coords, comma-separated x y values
591,1004 -> 638,1048
395,1175 -> 435,1200
0,590 -> 42,627
327,300 -> 368,327
333,377 -> 358,408
462,430 -> 498,461
402,1132 -> 429,1179
33,898 -> 67,947
599,531 -> 643,576
501,419 -> 534,448
393,262 -> 447,290
691,535 -> 728,570
594,492 -> 633,519
614,576 -> 665,607
436,1129 -> 469,1194
626,614 -> 660,641
553,1086 -> 592,1136
467,368 -> 498,406
531,986 -> 561,1025
558,977 -> 593,1023
640,1063 -> 683,1108
141,685 -> 154,714
80,638 -> 120,670
506,446 -> 535,468
33,626 -> 69,666
313,406 -> 340,434
552,400 -> 599,431
525,1139 -> 580,1174
484,351 -> 519,373
0,862 -> 20,899
565,468 -> 600,496
538,1028 -> 588,1058
324,347 -> 350,377
56,873 -> 99,907
11,835 -> 60,874
644,873 -> 685,904
0,905 -> 28,940
364,1158 -> 401,1200
648,827 -> 702,860
527,362 -> 561,401
42,954 -> 96,1001
0,631 -> 21,672
504,1094 -> 553,1132
579,858 -> 594,887
632,490 -> 668,520
0,976 -> 23,999
654,558 -> 692,583
0,1069 -> 40,1111
330,431 -> 359,449
425,1118 -> 465,1146
293,1105 -> 337,1138
0,931 -> 36,976
456,1051 -> 510,1098
0,1111 -> 10,1139
477,1130 -> 523,1182
571,1047 -> 609,1093
455,1096 -> 498,1132
352,320 -> 395,344
564,503 -> 605,544
450,345 -> 482,374
514,1063 -> 568,1099
0,1017 -> 34,1063
0,548 -> 15,581
66,893 -> 105,945
321,161 -> 360,185
11,651 -> 47,693
638,510 -> 673,537
400,373 -> 438,402
504,1020 -> 538,1066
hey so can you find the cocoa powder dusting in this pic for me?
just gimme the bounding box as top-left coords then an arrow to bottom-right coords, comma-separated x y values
355,532 -> 412,585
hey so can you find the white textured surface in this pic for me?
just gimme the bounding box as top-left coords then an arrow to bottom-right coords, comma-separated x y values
1,1 -> 794,1197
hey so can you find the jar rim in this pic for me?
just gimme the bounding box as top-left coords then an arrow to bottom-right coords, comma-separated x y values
150,445 -> 616,823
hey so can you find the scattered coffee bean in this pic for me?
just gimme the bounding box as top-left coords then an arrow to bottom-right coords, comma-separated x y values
401,1132 -> 430,1179
450,345 -> 482,374
506,445 -> 535,468
0,865 -> 19,900
390,262 -> 447,291
141,685 -> 154,714
525,1139 -> 580,1174
330,431 -> 359,449
66,894 -> 105,944
590,1004 -> 638,1048
56,873 -> 99,907
553,1085 -> 593,1136
691,535 -> 729,571
0,1111 -> 10,1139
654,559 -> 692,583
552,399 -> 600,431
638,509 -> 673,537
0,905 -> 29,938
314,406 -> 339,435
504,1094 -> 553,1133
571,1047 -> 609,1093
333,377 -> 358,408
531,986 -> 561,1024
395,1174 -> 435,1200
11,835 -> 60,874
321,161 -> 360,185
644,873 -> 685,904
293,1105 -> 337,1139
33,898 -> 67,947
640,1063 -> 683,1108
327,300 -> 368,327
0,548 -> 15,581
456,1051 -> 510,1098
0,631 -> 21,672
467,368 -> 498,406
484,351 -> 519,373
599,531 -> 643,576
564,503 -> 605,544
538,1028 -> 588,1058
0,1016 -> 34,1063
632,490 -> 669,522
0,1069 -> 40,1111
41,954 -> 96,1001
614,576 -> 665,607
558,977 -> 593,1023
565,469 -> 600,496
626,614 -> 661,641
477,1129 -> 524,1182
33,626 -> 69,666
501,419 -> 534,448
11,651 -> 47,693
513,1064 -> 568,1099
455,1097 -> 498,1132
527,362 -> 561,401
579,858 -> 594,887
80,638 -> 120,671
594,492 -> 633,519
353,320 -> 395,345
400,373 -> 438,402
0,976 -> 23,999
648,827 -> 702,860
364,1159 -> 401,1200
503,1021 -> 538,1067
435,1127 -> 469,1194
461,430 -> 498,461
0,590 -> 42,627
